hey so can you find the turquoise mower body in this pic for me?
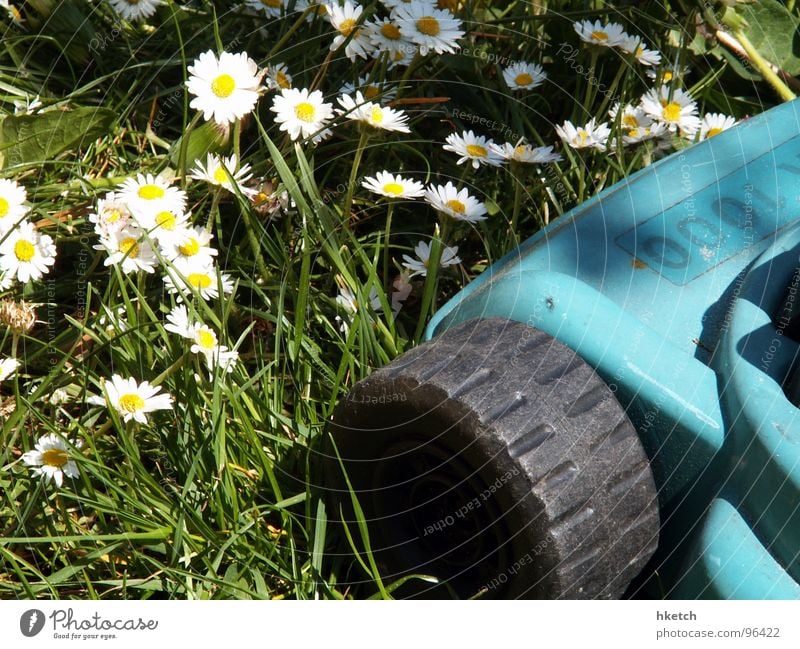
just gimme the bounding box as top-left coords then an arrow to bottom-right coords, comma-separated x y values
423,100 -> 800,598
330,99 -> 800,599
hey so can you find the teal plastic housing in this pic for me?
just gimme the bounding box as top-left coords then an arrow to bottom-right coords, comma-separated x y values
425,100 -> 800,598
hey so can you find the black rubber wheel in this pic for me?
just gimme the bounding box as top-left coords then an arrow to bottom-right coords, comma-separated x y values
327,318 -> 659,599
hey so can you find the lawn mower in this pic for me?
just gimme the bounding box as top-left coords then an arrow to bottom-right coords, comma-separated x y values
328,98 -> 800,599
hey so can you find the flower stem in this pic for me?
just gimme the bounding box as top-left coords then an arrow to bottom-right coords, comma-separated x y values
733,29 -> 796,102
342,127 -> 369,223
383,201 -> 395,293
178,112 -> 203,189
413,219 -> 451,343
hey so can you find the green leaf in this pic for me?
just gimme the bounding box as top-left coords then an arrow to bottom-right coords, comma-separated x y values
168,120 -> 228,168
738,0 -> 800,75
0,107 -> 116,169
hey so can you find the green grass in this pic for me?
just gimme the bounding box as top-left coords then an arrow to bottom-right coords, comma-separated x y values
0,0 -> 791,599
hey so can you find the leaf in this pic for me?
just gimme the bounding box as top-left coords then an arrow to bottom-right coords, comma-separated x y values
0,107 -> 115,169
738,0 -> 800,75
168,120 -> 229,168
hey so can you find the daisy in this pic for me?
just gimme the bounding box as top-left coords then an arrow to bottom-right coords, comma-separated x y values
22,434 -> 80,487
424,182 -> 487,223
555,118 -> 611,152
0,357 -> 20,381
108,0 -> 163,21
493,141 -> 562,164
118,173 -> 187,223
646,65 -> 689,83
609,103 -> 666,145
161,225 -> 218,266
340,76 -> 397,102
326,0 -> 374,61
92,374 -> 173,425
402,240 -> 461,277
163,259 -> 234,302
296,0 -> 329,22
619,36 -> 662,67
186,50 -> 263,126
265,62 -> 293,91
190,153 -> 257,197
335,284 -> 382,333
0,178 -> 29,235
148,208 -> 192,244
164,305 -> 239,374
244,0 -> 285,18
367,15 -> 414,59
96,227 -> 159,274
362,171 -> 425,198
443,130 -> 505,169
502,61 -> 547,91
640,85 -> 701,136
88,191 -> 131,238
0,220 -> 56,286
337,92 -> 411,132
573,19 -> 627,48
387,44 -> 418,68
271,87 -> 335,142
393,2 -> 464,55
699,113 -> 736,140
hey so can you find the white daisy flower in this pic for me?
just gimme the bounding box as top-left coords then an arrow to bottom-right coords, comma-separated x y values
645,65 -> 690,83
493,141 -> 562,164
609,103 -> 667,145
161,225 -> 218,266
13,95 -> 42,116
402,240 -> 461,278
367,15 -> 414,59
244,0 -> 285,18
271,87 -> 335,142
326,0 -> 374,61
163,259 -> 234,302
555,118 -> 611,151
335,284 -> 382,333
573,19 -> 627,48
443,130 -> 505,169
190,153 -> 257,197
186,50 -> 263,126
296,0 -> 329,22
96,227 -> 158,274
502,61 -> 547,91
108,0 -> 163,21
0,357 -> 20,381
640,85 -> 701,136
92,374 -> 173,425
22,434 -> 80,487
387,43 -> 418,68
619,36 -> 662,67
699,113 -> 736,140
147,208 -> 192,244
118,173 -> 187,224
362,171 -> 425,198
424,182 -> 487,223
337,92 -> 411,132
165,305 -> 240,374
265,62 -> 293,91
0,220 -> 56,286
393,2 -> 464,55
88,191 -> 132,238
0,178 -> 29,235
621,122 -> 668,145
340,75 -> 397,102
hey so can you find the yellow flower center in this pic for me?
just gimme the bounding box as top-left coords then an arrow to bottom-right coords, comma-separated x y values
383,182 -> 404,196
417,16 -> 441,36
155,211 -> 177,230
707,127 -> 723,138
0,198 -> 8,218
106,208 -> 122,223
14,239 -> 35,262
211,73 -> 236,98
466,144 -> 487,158
42,448 -> 69,468
515,73 -> 534,86
622,114 -> 639,128
276,71 -> 291,89
635,47 -> 645,58
515,145 -> 528,157
188,272 -> 213,289
370,106 -> 384,124
137,184 -> 165,200
364,85 -> 381,100
393,50 -> 405,62
261,0 -> 281,6
339,18 -> 356,37
197,328 -> 217,350
591,30 -> 609,41
294,102 -> 316,122
213,166 -> 231,184
381,23 -> 402,40
178,237 -> 201,257
577,130 -> 589,145
663,71 -> 674,82
118,237 -> 140,259
663,102 -> 681,123
446,199 -> 466,214
119,393 -> 145,413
